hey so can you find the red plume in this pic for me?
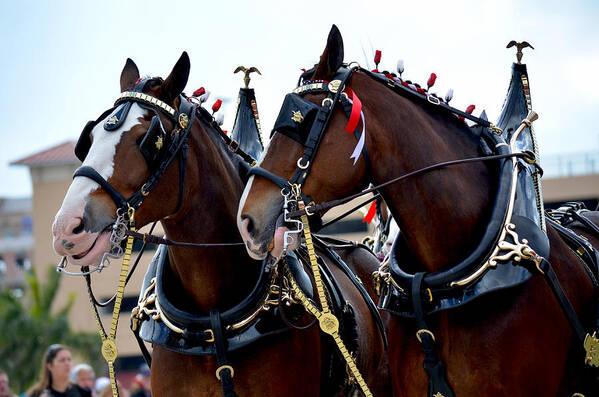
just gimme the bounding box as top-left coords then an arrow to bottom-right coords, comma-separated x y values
212,99 -> 223,113
193,87 -> 206,97
427,73 -> 437,89
363,201 -> 377,224
374,50 -> 382,66
301,68 -> 307,72
223,130 -> 228,134
465,104 -> 476,114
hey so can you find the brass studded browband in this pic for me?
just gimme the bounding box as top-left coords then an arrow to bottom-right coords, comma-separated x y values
117,91 -> 176,117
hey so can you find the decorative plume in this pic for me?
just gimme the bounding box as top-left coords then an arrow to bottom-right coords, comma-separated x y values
215,112 -> 225,126
193,87 -> 206,97
444,88 -> 454,103
374,50 -> 382,68
427,73 -> 437,90
362,201 -> 377,224
199,90 -> 211,103
465,104 -> 476,114
396,59 -> 404,77
212,99 -> 223,114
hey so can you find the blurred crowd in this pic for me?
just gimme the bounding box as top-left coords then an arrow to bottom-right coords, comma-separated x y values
1,344 -> 151,397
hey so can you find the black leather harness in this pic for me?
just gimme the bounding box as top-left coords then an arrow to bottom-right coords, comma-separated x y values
256,65 -> 599,396
73,78 -> 196,217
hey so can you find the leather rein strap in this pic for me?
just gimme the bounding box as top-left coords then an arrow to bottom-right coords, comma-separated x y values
288,151 -> 536,218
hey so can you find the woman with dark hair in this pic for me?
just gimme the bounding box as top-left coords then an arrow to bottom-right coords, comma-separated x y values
28,345 -> 91,397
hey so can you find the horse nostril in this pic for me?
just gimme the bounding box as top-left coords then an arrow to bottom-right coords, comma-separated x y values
242,215 -> 255,235
72,219 -> 84,234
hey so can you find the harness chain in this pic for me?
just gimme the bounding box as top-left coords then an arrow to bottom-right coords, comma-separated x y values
288,199 -> 373,397
88,211 -> 136,397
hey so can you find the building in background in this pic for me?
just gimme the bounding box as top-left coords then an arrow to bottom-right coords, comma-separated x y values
0,197 -> 32,291
543,151 -> 599,210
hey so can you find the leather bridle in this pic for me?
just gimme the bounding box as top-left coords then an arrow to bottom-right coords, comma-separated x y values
73,78 -> 196,221
248,67 -> 357,205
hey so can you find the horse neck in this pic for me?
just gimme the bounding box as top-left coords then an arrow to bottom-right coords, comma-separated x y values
359,77 -> 493,272
159,123 -> 259,312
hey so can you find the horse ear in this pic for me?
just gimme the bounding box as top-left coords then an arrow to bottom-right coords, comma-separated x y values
161,52 -> 190,104
120,58 -> 140,92
312,25 -> 344,80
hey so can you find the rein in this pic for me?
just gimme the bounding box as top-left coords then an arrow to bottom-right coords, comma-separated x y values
124,229 -> 245,247
289,151 -> 538,218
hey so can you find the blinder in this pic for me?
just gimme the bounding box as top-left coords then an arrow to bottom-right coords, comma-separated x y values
138,115 -> 167,166
75,101 -> 169,169
271,93 -> 320,144
75,106 -> 117,162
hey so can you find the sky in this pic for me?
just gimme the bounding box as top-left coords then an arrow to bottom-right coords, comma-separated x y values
1,0 -> 598,198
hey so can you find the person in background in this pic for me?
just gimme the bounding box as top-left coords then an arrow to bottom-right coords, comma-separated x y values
0,370 -> 16,397
69,365 -> 94,394
129,365 -> 150,397
92,378 -> 109,397
28,344 -> 91,397
97,381 -> 127,397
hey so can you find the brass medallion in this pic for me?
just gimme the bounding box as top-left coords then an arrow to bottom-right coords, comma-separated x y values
101,339 -> 118,362
178,113 -> 189,129
584,332 -> 599,367
155,136 -> 163,150
291,110 -> 304,123
106,116 -> 119,125
319,312 -> 339,335
328,79 -> 342,93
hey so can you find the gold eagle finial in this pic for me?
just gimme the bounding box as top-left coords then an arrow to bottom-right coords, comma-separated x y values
506,41 -> 534,64
234,66 -> 262,88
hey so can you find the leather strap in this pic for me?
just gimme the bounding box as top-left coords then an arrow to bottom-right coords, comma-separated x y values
539,259 -> 588,343
73,166 -> 128,209
411,273 -> 455,397
209,310 -> 238,397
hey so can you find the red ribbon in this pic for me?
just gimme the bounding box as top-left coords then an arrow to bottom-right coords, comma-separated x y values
344,87 -> 362,135
362,201 -> 377,224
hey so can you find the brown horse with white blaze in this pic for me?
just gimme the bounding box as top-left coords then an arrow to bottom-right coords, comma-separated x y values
238,26 -> 599,396
52,52 -> 387,396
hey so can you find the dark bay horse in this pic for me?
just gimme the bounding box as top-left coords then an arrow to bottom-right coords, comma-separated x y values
237,26 -> 599,396
51,52 -> 387,396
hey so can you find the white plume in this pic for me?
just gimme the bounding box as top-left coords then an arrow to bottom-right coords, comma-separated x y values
215,112 -> 225,126
445,88 -> 454,103
396,59 -> 404,75
199,90 -> 211,103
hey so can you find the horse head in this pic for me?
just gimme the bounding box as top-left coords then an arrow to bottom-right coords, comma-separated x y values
52,53 -> 193,267
238,25 -> 369,260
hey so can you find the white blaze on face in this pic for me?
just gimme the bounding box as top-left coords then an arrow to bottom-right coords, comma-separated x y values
236,138 -> 271,230
54,104 -> 146,223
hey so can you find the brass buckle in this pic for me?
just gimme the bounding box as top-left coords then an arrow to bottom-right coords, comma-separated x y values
305,201 -> 316,216
297,157 -> 310,170
321,97 -> 334,108
426,94 -> 441,105
416,329 -> 436,343
205,329 -> 215,343
141,183 -> 150,197
215,365 -> 235,380
229,139 -> 239,152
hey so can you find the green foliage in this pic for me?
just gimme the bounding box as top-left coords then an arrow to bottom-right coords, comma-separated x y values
0,266 -> 104,394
